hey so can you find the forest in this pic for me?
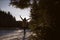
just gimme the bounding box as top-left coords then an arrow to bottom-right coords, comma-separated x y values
0,0 -> 60,40
0,10 -> 23,29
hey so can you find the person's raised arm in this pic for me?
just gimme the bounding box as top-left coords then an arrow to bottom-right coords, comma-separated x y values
20,16 -> 23,20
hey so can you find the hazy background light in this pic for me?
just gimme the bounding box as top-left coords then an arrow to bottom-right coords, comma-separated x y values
0,0 -> 31,21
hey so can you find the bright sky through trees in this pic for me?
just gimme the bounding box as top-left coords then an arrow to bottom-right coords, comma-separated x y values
0,0 -> 30,21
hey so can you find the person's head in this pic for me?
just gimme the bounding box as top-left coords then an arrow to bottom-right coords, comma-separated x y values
24,18 -> 26,20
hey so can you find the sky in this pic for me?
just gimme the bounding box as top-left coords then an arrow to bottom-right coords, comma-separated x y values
0,0 -> 31,21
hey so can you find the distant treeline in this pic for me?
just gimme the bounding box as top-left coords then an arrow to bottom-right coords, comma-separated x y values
0,10 -> 23,29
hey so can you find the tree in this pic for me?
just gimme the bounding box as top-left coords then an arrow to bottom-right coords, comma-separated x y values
0,10 -> 17,29
10,0 -> 60,40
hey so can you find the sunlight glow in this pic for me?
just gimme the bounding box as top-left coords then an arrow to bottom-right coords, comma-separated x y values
0,0 -> 31,21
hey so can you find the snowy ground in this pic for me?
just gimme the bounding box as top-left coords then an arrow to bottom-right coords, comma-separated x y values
0,29 -> 32,40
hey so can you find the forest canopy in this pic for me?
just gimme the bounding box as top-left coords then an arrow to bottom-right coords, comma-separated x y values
0,10 -> 17,29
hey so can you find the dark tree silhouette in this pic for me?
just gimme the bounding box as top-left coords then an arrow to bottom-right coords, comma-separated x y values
10,0 -> 60,40
0,10 -> 17,29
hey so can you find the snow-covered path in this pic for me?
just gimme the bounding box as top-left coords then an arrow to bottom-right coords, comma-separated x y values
0,29 -> 32,40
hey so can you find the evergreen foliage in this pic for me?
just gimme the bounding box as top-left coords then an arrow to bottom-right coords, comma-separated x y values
0,10 -> 17,29
10,0 -> 60,40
